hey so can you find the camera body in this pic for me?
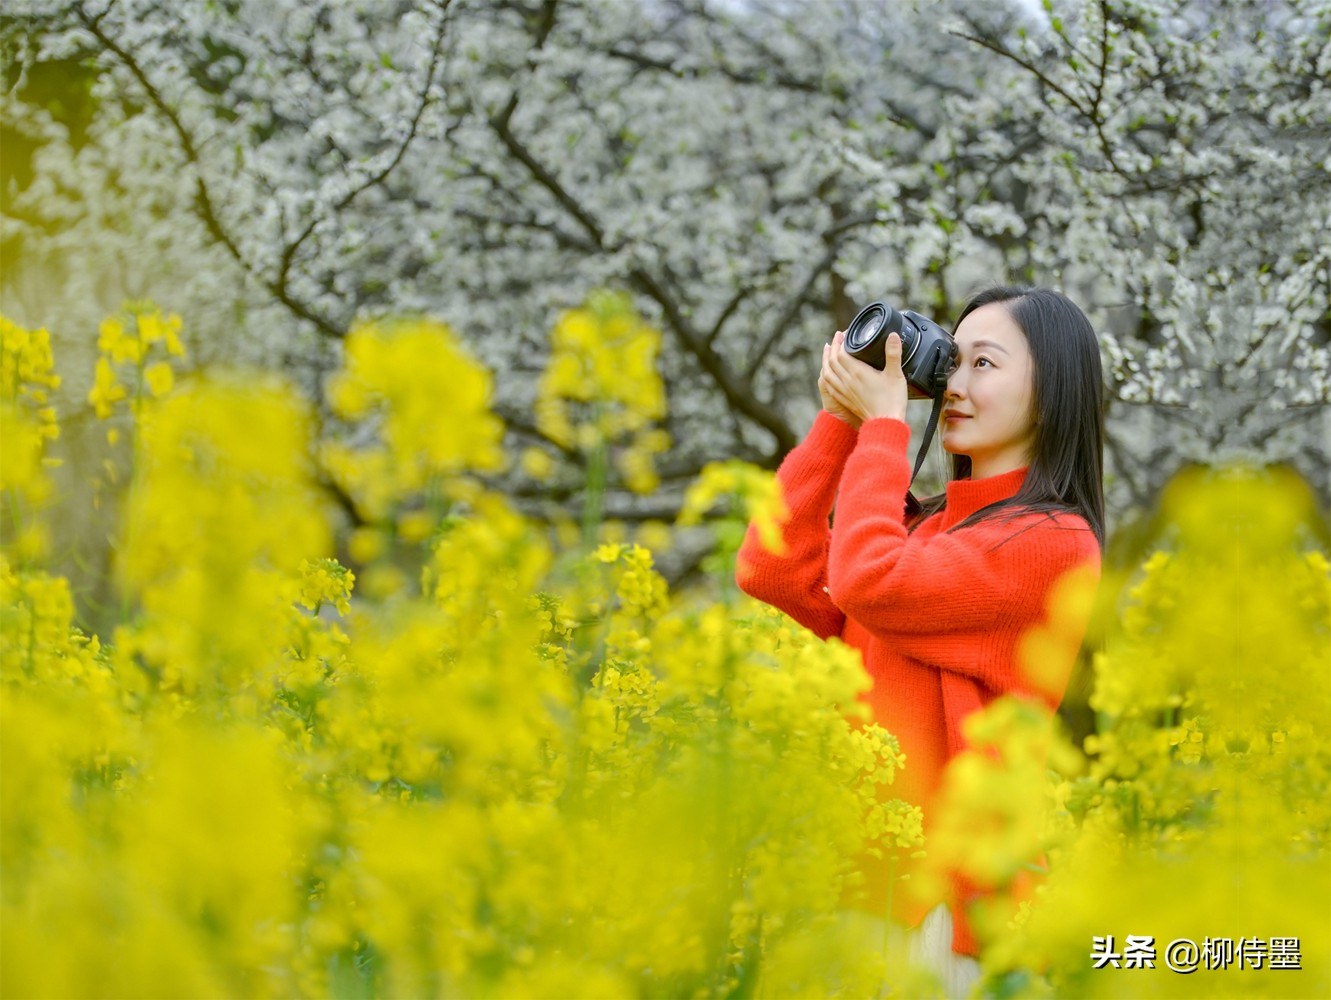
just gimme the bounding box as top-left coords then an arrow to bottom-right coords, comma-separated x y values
844,301 -> 958,399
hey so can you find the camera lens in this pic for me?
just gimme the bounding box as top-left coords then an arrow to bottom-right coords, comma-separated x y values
845,301 -> 909,372
846,306 -> 884,350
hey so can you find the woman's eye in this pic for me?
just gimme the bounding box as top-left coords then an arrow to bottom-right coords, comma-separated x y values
974,357 -> 993,368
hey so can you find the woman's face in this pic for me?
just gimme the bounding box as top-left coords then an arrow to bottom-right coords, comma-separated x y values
941,302 -> 1037,479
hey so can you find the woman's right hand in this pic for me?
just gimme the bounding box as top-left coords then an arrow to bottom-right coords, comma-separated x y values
819,331 -> 862,429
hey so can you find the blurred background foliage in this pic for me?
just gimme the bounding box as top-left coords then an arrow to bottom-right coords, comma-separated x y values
2,0 -> 1328,605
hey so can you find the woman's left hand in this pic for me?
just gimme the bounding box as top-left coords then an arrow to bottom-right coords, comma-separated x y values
822,330 -> 909,423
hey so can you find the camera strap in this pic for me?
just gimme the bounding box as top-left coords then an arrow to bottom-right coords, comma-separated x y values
905,388 -> 946,514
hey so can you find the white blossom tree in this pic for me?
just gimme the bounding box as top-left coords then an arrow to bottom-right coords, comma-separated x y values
951,0 -> 1331,501
3,0 -> 1327,564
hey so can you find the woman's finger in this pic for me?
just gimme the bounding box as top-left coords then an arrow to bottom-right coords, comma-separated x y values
821,364 -> 845,397
823,363 -> 852,399
821,345 -> 835,384
827,338 -> 848,375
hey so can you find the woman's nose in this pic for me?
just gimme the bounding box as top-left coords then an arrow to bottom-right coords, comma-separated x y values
945,369 -> 965,400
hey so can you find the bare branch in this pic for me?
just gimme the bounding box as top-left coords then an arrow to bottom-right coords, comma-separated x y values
76,5 -> 346,338
743,245 -> 835,382
949,29 -> 1089,118
706,286 -> 752,348
628,265 -> 796,455
481,0 -> 797,457
276,2 -> 454,306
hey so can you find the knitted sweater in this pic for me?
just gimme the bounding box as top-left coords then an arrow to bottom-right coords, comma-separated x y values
736,411 -> 1100,954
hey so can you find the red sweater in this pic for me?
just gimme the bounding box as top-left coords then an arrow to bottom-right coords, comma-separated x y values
736,412 -> 1100,953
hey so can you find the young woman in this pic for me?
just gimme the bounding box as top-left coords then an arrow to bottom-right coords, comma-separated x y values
736,286 -> 1105,984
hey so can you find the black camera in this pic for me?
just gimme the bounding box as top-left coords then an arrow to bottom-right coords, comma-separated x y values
844,301 -> 958,399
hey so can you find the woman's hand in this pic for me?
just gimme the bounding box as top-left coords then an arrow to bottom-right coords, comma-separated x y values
820,330 -> 909,425
819,332 -> 862,428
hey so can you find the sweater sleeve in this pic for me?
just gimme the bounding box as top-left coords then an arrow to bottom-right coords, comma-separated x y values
736,410 -> 857,639
826,417 -> 1101,694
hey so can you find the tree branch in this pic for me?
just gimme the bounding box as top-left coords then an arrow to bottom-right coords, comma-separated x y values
949,29 -> 1088,118
276,1 -> 454,308
706,286 -> 752,348
77,5 -> 346,338
484,0 -> 796,456
627,265 -> 796,455
742,250 -> 834,382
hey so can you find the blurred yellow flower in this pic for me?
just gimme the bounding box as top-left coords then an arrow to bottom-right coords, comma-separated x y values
143,361 -> 174,398
520,446 -> 555,481
680,460 -> 788,557
2,314 -> 61,442
88,357 -> 126,418
325,316 -> 503,520
89,305 -> 187,423
535,292 -> 671,492
8,308 -> 1329,1000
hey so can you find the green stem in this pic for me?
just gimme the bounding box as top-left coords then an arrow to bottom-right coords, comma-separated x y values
582,437 -> 608,550
882,853 -> 898,965
118,361 -> 146,626
25,592 -> 36,677
720,542 -> 738,604
4,486 -> 25,564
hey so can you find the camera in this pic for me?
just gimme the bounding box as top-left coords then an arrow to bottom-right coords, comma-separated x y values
844,301 -> 958,399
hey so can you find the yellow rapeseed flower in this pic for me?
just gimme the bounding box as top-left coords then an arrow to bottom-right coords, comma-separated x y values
535,291 -> 671,490
87,357 -> 126,419
15,303 -> 1328,1000
298,558 -> 356,615
89,305 -> 187,424
143,361 -> 174,398
680,460 -> 789,556
1,314 -> 61,442
326,317 -> 503,519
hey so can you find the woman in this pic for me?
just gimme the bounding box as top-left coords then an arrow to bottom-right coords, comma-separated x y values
736,286 -> 1105,984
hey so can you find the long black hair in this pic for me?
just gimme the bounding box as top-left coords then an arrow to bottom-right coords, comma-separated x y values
912,286 -> 1106,549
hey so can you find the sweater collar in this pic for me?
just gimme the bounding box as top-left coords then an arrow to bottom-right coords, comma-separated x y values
941,466 -> 1028,529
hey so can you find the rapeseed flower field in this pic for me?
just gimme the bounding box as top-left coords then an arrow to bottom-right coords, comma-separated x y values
1,304 -> 1327,998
